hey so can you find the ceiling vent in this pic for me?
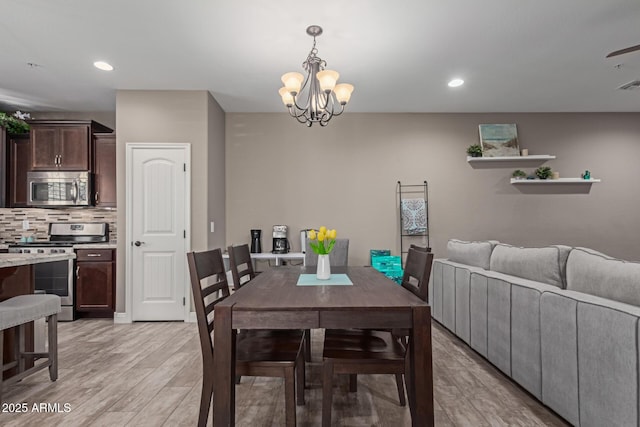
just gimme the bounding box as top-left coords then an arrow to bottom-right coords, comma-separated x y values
617,80 -> 640,90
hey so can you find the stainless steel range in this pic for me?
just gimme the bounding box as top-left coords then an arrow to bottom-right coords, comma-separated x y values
8,222 -> 109,321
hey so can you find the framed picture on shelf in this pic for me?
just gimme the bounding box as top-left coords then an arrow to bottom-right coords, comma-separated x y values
478,123 -> 520,157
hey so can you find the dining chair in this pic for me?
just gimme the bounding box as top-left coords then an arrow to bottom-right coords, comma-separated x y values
187,248 -> 305,427
401,248 -> 434,301
227,244 -> 256,291
227,243 -> 312,362
409,243 -> 431,253
305,238 -> 349,267
321,248 -> 434,426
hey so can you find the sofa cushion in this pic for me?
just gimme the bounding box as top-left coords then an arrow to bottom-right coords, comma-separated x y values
447,239 -> 497,270
489,244 -> 571,288
566,247 -> 640,307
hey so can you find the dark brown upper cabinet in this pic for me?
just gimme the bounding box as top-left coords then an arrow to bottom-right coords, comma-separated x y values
93,133 -> 116,207
7,133 -> 30,207
28,120 -> 112,171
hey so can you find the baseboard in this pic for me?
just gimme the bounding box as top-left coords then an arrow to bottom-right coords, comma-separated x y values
113,312 -> 132,323
187,311 -> 197,323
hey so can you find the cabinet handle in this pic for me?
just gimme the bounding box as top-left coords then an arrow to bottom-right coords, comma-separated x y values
76,266 -> 79,277
59,154 -> 62,166
86,254 -> 102,257
95,192 -> 99,205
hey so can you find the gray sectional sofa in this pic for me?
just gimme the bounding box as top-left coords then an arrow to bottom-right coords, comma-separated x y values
430,239 -> 640,427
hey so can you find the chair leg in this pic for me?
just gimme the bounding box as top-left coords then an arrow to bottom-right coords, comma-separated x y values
284,368 -> 296,427
198,372 -> 213,427
303,329 -> 311,362
47,314 -> 58,381
349,374 -> 358,392
296,351 -> 305,405
395,373 -> 406,406
322,359 -> 334,427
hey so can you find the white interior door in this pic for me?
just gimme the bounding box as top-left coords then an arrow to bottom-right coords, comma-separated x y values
127,144 -> 190,321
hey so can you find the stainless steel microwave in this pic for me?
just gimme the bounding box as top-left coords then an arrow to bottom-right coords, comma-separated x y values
27,171 -> 91,207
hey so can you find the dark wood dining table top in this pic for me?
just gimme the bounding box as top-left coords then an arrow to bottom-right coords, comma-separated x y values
218,265 -> 428,313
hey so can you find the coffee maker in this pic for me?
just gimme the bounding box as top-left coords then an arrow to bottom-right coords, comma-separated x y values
250,229 -> 262,253
272,225 -> 289,254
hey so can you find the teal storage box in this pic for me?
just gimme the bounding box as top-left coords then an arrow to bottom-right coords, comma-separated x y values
372,255 -> 402,270
370,249 -> 391,265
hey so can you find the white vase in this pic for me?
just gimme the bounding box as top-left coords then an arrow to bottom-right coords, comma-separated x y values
316,254 -> 331,280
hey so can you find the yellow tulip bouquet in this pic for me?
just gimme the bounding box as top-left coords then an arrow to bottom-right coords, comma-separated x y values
308,226 -> 337,255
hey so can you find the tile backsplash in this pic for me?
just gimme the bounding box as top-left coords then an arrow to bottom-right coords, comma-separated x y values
0,208 -> 117,243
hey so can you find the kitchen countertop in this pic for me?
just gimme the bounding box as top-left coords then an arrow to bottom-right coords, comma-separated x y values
0,253 -> 76,268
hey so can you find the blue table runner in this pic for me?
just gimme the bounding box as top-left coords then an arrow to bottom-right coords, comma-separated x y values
296,274 -> 353,286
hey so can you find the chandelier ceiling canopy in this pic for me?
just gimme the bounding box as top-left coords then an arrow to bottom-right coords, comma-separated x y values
279,25 -> 354,127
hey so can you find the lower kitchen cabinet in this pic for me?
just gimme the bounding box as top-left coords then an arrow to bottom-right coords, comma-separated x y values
76,249 -> 115,317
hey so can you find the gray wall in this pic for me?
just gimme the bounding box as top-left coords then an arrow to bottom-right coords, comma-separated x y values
225,112 -> 640,266
115,90 -> 225,312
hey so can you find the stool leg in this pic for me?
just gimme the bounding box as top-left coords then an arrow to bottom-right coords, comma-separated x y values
17,324 -> 25,374
47,314 -> 58,381
0,330 -> 4,404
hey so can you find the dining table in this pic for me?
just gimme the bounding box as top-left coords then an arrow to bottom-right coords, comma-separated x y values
213,266 -> 434,426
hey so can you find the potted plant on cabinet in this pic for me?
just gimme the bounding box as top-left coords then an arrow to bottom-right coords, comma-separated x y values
0,111 -> 30,134
535,166 -> 552,180
467,144 -> 483,157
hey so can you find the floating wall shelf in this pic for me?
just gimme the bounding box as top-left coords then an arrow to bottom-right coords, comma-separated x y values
467,155 -> 556,163
510,178 -> 601,184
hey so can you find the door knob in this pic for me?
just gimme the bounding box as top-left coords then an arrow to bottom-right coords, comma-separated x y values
134,241 -> 145,246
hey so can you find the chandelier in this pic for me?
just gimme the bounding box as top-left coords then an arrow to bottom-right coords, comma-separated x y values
279,25 -> 354,127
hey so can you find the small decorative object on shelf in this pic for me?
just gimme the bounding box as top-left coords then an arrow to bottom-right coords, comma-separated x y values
308,226 -> 337,280
521,148 -> 529,156
551,171 -> 560,179
582,170 -> 591,180
466,144 -> 483,157
512,169 -> 527,179
535,166 -> 552,180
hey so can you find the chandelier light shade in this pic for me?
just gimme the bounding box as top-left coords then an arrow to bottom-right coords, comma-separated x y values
279,25 -> 354,127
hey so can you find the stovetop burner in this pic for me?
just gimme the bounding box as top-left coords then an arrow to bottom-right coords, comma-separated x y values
8,222 -> 109,248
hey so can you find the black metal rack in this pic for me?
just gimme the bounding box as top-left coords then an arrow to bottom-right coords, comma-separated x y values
397,181 -> 429,265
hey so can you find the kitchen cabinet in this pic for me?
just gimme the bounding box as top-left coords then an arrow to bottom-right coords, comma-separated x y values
0,127 -> 5,206
93,133 -> 116,207
29,120 -> 112,171
76,249 -> 115,316
0,264 -> 34,379
7,133 -> 30,207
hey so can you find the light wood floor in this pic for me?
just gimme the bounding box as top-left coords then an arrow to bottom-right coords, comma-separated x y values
1,319 -> 568,426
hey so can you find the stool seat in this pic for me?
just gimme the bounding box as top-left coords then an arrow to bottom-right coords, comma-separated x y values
0,295 -> 61,330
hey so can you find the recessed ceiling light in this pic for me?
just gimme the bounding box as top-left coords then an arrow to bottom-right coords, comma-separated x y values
94,61 -> 114,71
448,78 -> 464,88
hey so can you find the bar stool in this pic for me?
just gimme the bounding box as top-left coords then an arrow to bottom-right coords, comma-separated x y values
0,294 -> 61,403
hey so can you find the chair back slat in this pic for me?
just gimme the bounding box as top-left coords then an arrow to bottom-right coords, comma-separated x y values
409,244 -> 431,253
401,248 -> 434,301
187,249 -> 230,363
228,244 -> 256,290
